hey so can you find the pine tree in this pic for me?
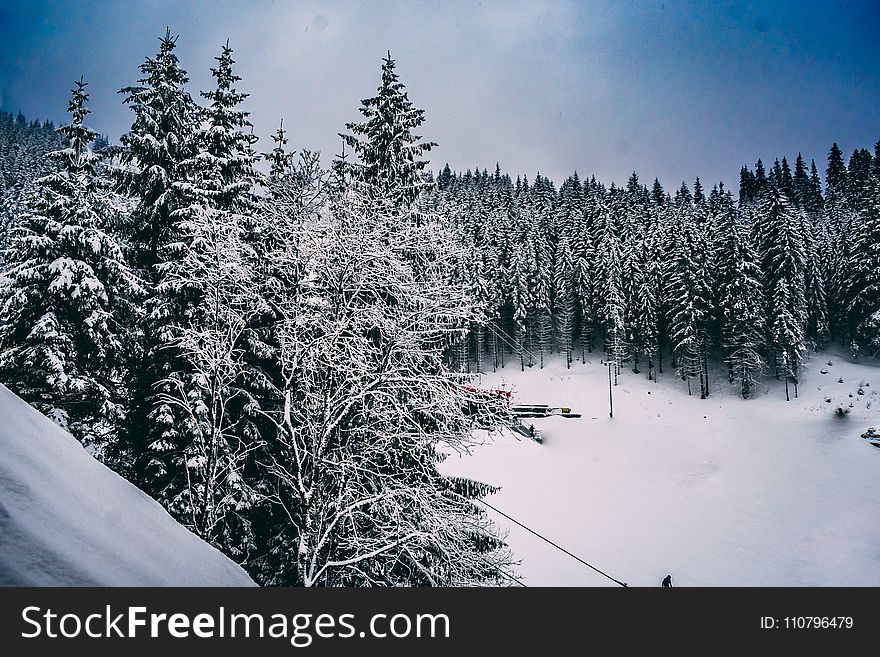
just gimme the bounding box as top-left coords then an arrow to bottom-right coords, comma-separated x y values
792,153 -> 809,208
553,174 -> 583,368
651,177 -> 667,207
151,42 -> 278,556
717,219 -> 765,398
800,209 -> 829,349
738,165 -> 756,206
118,28 -> 200,270
753,159 -> 769,200
847,163 -> 880,350
846,148 -> 874,214
339,53 -> 436,208
806,160 -> 824,216
115,29 -> 202,490
693,177 -> 705,207
667,205 -> 713,397
528,176 -> 554,368
264,120 -> 296,182
780,156 -> 794,199
553,230 -> 576,368
597,196 -> 626,377
192,40 -> 260,215
820,144 -> 850,341
0,110 -> 65,253
632,231 -> 660,379
0,79 -> 142,449
575,180 -> 601,358
755,186 -> 807,399
510,205 -> 532,371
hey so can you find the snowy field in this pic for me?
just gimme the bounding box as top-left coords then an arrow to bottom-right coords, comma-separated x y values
0,383 -> 255,586
442,350 -> 880,587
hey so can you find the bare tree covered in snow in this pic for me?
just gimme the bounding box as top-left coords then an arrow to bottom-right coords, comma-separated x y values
252,188 -> 515,586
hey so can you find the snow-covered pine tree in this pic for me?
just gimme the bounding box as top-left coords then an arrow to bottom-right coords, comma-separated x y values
632,226 -> 660,380
0,78 -> 142,450
264,121 -> 296,182
118,28 -> 199,270
806,159 -> 825,217
621,174 -> 650,374
799,208 -> 829,350
575,179 -> 602,359
823,143 -> 852,342
484,166 -> 513,371
194,40 -> 260,216
667,200 -> 713,397
114,29 -> 201,485
528,176 -> 554,368
755,185 -> 807,399
792,153 -> 810,209
596,194 -> 627,379
717,215 -> 766,398
650,183 -> 673,377
779,157 -> 794,199
846,148 -> 874,215
151,40 -> 271,554
510,204 -> 532,371
709,187 -> 738,377
553,229 -> 576,368
846,160 -> 880,351
339,52 -> 437,209
739,165 -> 757,206
754,159 -> 769,200
553,174 -> 582,368
178,37 -> 265,399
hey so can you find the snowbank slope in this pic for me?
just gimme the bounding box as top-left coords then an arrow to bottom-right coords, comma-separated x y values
0,383 -> 255,586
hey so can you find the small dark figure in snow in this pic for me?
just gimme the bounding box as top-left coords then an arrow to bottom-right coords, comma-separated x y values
529,424 -> 535,438
661,574 -> 673,587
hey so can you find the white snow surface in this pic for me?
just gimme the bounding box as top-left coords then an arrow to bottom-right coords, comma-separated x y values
0,382 -> 256,586
442,350 -> 880,586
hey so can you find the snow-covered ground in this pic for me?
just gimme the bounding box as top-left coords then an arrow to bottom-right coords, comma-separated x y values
442,350 -> 880,586
0,383 -> 255,586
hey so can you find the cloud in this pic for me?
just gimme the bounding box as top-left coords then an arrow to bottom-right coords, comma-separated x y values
1,0 -> 877,190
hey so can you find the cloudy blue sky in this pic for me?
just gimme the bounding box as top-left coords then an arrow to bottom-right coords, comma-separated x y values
1,0 -> 878,189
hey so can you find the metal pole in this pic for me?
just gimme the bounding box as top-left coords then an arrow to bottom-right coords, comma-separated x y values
608,362 -> 613,418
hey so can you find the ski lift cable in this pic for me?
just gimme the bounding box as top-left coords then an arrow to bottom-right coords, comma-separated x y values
487,562 -> 528,588
491,323 -> 533,358
486,322 -> 538,361
477,498 -> 628,587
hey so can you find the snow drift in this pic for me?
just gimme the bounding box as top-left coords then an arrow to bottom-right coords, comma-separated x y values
0,383 -> 255,586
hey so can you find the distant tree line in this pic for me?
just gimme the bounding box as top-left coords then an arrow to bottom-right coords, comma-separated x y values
424,141 -> 880,401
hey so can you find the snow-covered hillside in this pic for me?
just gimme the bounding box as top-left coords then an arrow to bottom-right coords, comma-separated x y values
0,383 -> 256,586
443,351 -> 880,586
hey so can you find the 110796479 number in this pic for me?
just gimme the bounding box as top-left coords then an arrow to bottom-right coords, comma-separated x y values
760,616 -> 854,630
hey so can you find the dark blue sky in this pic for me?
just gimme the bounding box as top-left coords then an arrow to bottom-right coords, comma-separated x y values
1,0 -> 878,190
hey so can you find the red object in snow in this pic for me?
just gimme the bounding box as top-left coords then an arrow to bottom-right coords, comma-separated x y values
460,385 -> 513,398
